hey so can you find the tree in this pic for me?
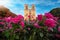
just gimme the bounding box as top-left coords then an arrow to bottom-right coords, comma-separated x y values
50,8 -> 60,17
0,6 -> 16,18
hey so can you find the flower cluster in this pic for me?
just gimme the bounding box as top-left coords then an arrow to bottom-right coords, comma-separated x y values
0,13 -> 60,40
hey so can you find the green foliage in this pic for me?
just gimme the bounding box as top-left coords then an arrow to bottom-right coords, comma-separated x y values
50,8 -> 60,17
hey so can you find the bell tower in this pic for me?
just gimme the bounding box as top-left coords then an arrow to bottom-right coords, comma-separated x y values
31,4 -> 36,20
24,4 -> 29,21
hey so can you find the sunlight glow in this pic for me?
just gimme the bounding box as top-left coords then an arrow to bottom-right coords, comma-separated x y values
0,0 -> 10,6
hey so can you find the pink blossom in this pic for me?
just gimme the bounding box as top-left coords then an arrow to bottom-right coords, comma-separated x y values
58,27 -> 60,32
28,27 -> 30,30
11,18 -> 20,24
29,20 -> 36,24
20,21 -> 25,29
16,15 -> 24,20
34,23 -> 40,28
53,17 -> 59,21
45,13 -> 54,19
44,19 -> 56,28
14,29 -> 20,33
37,14 -> 43,21
55,34 -> 60,38
0,28 -> 4,32
48,27 -> 51,31
11,15 -> 24,24
0,22 -> 4,25
7,23 -> 12,29
48,27 -> 53,31
4,17 -> 12,22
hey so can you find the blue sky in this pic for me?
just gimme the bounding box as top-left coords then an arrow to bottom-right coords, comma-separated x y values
0,0 -> 60,16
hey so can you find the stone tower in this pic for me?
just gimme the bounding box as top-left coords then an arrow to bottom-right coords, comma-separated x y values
24,4 -> 29,21
31,4 -> 36,20
24,4 -> 36,21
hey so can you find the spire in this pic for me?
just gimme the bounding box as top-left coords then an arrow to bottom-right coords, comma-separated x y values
31,4 -> 35,10
24,4 -> 28,10
24,4 -> 29,21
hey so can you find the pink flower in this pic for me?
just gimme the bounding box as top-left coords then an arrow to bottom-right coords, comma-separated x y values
55,34 -> 60,38
16,15 -> 24,20
29,20 -> 36,24
11,15 -> 24,24
4,17 -> 12,22
11,18 -> 20,24
0,28 -> 4,32
44,19 -> 56,28
48,27 -> 51,31
34,23 -> 40,28
45,13 -> 54,19
53,17 -> 59,21
7,23 -> 12,29
27,27 -> 30,30
0,22 -> 4,25
37,14 -> 43,21
58,27 -> 60,32
20,21 -> 25,29
14,29 -> 20,33
48,27 -> 53,31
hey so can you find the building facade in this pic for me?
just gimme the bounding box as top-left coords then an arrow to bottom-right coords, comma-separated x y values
24,4 -> 36,21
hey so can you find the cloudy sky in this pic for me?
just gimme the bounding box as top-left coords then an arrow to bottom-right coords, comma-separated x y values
0,0 -> 60,16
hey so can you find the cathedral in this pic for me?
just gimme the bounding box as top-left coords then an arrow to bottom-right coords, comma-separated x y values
24,4 -> 36,21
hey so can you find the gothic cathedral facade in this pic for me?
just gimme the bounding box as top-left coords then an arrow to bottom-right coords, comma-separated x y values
24,4 -> 36,21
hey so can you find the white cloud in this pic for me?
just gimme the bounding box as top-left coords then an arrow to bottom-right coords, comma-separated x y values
0,0 -> 10,5
0,0 -> 14,9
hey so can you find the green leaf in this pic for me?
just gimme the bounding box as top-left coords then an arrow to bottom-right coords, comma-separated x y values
40,33 -> 44,37
15,35 -> 19,39
4,30 -> 10,38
